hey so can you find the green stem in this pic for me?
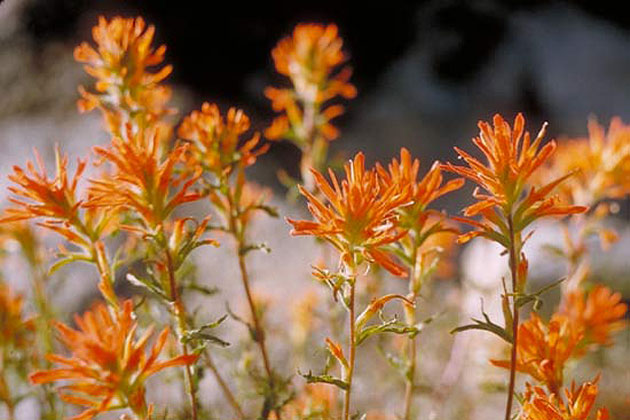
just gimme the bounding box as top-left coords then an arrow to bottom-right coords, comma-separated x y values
402,253 -> 418,420
342,272 -> 357,420
504,215 -> 521,420
163,242 -> 198,420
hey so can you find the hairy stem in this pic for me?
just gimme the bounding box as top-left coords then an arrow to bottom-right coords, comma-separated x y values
504,215 -> 521,420
164,245 -> 198,420
343,277 -> 357,420
402,246 -> 419,420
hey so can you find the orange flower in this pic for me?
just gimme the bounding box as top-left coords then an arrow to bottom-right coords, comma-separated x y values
287,152 -> 410,276
0,147 -> 116,247
86,126 -> 204,231
30,300 -> 197,420
377,147 -> 464,228
178,103 -> 269,176
533,117 -> 630,208
560,285 -> 627,347
265,23 -> 356,143
520,378 -> 609,420
75,16 -> 173,133
491,313 -> 582,393
0,283 -> 35,352
443,113 -> 587,245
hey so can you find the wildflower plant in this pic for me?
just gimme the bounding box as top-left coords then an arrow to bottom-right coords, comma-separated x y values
0,13 -> 627,420
266,23 -> 357,193
444,113 -> 588,419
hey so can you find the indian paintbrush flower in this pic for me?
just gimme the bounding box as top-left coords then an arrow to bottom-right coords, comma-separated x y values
30,300 -> 197,420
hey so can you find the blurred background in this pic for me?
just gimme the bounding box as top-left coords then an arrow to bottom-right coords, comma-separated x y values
1,0 -> 629,418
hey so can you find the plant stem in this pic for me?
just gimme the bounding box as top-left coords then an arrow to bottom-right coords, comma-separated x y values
203,344 -> 245,418
236,250 -> 280,419
343,277 -> 357,420
402,246 -> 419,420
163,245 -> 198,420
504,215 -> 521,420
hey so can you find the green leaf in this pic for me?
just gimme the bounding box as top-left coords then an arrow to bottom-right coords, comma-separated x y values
239,242 -> 271,255
451,310 -> 512,344
355,317 -> 419,346
515,278 -> 565,310
48,253 -> 92,275
126,273 -> 169,301
298,370 -> 349,391
182,315 -> 229,347
253,204 -> 280,218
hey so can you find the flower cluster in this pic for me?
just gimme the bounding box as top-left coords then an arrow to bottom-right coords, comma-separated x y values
288,151 -> 412,276
443,113 -> 587,246
520,378 -> 609,420
533,117 -> 630,208
266,23 -> 356,144
178,103 -> 269,176
87,126 -> 204,233
75,16 -> 174,134
30,300 -> 197,420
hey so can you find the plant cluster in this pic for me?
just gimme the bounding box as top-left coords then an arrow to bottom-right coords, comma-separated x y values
0,15 -> 628,420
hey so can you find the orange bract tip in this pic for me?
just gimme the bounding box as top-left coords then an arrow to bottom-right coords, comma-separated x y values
444,113 -> 586,245
288,152 -> 409,276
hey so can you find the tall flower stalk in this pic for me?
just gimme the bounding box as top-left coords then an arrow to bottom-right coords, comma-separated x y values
266,23 -> 356,193
179,103 -> 279,418
288,152 -> 415,419
444,113 -> 587,419
377,148 -> 463,418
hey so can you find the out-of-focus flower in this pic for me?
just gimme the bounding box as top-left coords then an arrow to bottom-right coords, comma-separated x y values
30,300 -> 197,420
520,378 -> 609,420
178,103 -> 269,176
287,152 -> 410,276
443,113 -> 587,245
0,283 -> 35,352
491,313 -> 582,393
533,117 -> 630,208
86,126 -> 204,231
560,285 -> 627,347
271,384 -> 336,420
290,289 -> 321,347
265,23 -> 356,144
74,16 -> 174,134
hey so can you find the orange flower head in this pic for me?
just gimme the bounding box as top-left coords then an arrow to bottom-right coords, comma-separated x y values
533,117 -> 630,208
491,312 -> 583,392
265,23 -> 356,143
0,283 -> 35,352
520,378 -> 609,420
287,152 -> 410,276
0,147 -> 116,248
376,147 -> 464,228
560,285 -> 627,347
75,16 -> 173,133
30,300 -> 197,420
178,103 -> 269,175
86,126 -> 204,231
443,113 -> 587,244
